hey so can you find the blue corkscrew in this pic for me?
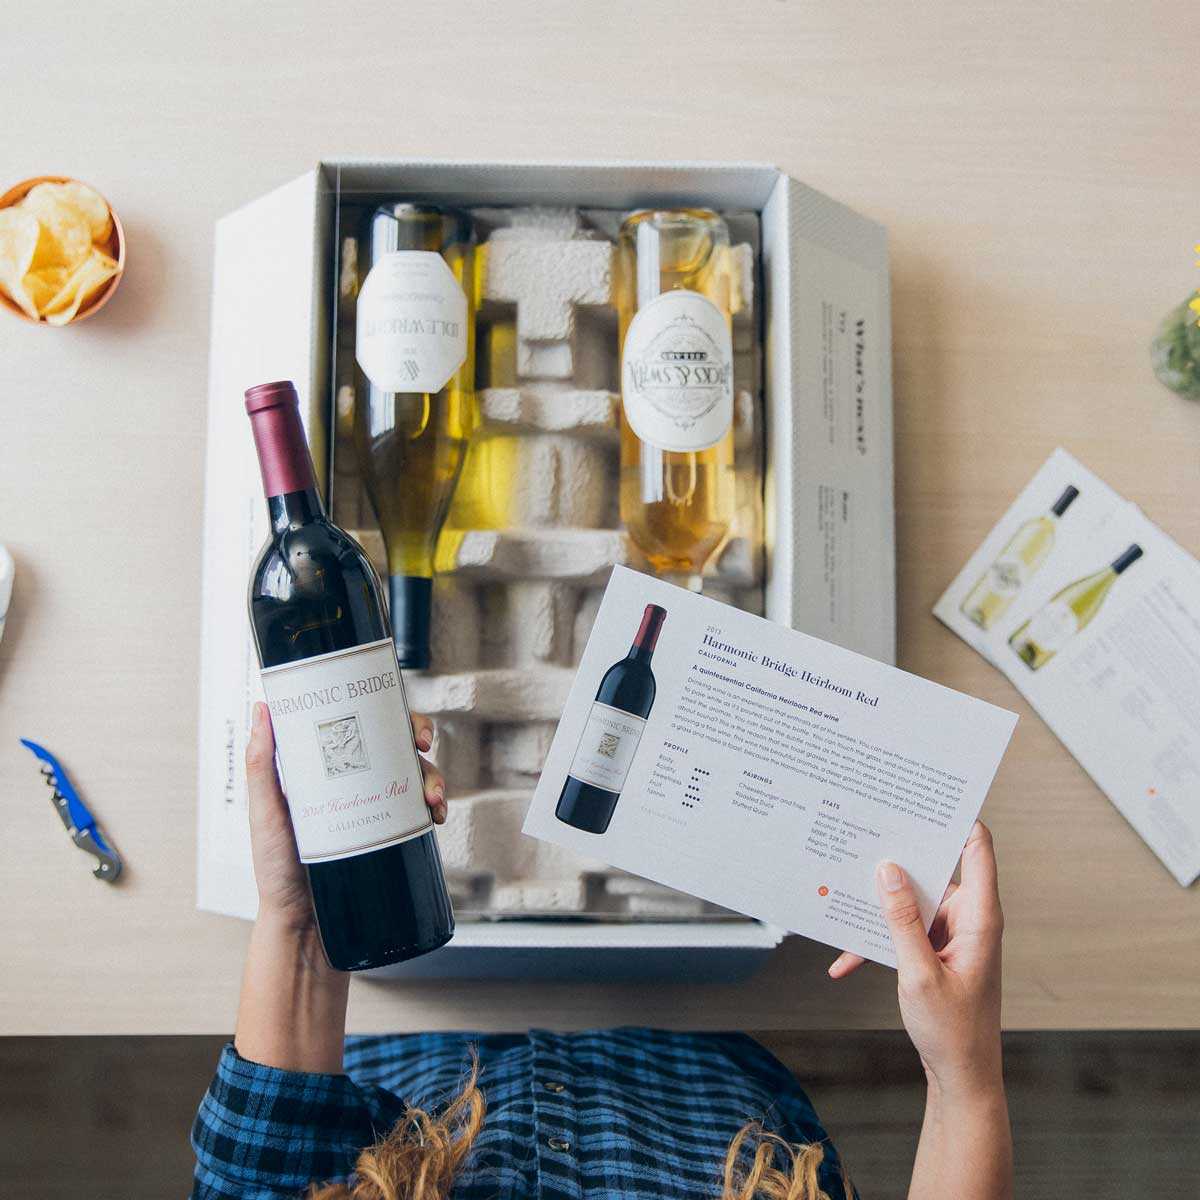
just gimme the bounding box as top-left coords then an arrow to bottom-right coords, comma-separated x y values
20,738 -> 123,882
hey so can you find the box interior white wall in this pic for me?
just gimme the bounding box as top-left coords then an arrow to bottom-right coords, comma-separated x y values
198,159 -> 893,980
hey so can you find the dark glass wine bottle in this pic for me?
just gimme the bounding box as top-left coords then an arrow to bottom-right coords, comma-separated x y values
556,604 -> 667,834
245,380 -> 453,970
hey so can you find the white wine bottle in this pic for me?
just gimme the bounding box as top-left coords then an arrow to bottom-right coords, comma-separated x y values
961,485 -> 1079,629
616,209 -> 735,592
353,203 -> 477,668
1009,543 -> 1143,670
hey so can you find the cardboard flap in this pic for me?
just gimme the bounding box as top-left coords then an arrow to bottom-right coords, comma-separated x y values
763,175 -> 895,663
197,168 -> 327,921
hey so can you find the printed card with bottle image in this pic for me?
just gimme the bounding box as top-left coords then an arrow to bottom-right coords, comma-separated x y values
935,448 -> 1200,886
524,566 -> 1017,967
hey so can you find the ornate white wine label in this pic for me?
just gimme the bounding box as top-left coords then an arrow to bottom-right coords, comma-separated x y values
568,702 -> 647,793
621,289 -> 733,452
1025,600 -> 1079,655
988,555 -> 1028,597
260,638 -> 431,863
355,250 -> 467,394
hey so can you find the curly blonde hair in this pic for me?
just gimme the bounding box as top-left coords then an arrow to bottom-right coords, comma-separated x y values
307,1056 -> 853,1200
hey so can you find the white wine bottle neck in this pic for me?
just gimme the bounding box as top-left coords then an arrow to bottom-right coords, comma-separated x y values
1111,543 -> 1143,575
1050,484 -> 1080,519
636,219 -> 662,306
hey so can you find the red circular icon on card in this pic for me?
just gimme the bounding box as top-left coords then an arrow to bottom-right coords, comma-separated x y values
818,885 -> 829,897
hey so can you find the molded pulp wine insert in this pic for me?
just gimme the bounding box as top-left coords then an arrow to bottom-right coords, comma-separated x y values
331,203 -> 764,921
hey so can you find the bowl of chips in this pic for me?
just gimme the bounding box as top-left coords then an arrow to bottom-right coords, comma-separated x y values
0,176 -> 124,326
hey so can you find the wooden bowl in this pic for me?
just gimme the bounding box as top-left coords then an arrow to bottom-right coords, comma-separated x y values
0,175 -> 125,326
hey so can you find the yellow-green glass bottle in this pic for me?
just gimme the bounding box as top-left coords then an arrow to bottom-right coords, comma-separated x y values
1009,543 -> 1142,670
961,485 -> 1079,629
353,204 -> 478,667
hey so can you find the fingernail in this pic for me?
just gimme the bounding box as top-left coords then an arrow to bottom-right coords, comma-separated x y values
878,861 -> 904,892
252,702 -> 264,729
418,729 -> 433,750
431,787 -> 444,805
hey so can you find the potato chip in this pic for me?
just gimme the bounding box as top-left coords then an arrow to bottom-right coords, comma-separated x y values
42,249 -> 119,325
39,254 -> 90,314
23,265 -> 71,313
18,188 -> 94,271
42,247 -> 118,313
26,181 -> 112,244
0,207 -> 49,319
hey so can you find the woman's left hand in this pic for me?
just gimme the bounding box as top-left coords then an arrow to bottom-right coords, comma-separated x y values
244,700 -> 447,935
826,822 -> 1005,1095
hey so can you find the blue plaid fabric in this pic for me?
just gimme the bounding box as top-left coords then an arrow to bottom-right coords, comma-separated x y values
192,1028 -> 851,1199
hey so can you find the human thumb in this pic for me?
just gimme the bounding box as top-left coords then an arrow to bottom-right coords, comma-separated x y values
245,702 -> 286,817
876,860 -> 939,975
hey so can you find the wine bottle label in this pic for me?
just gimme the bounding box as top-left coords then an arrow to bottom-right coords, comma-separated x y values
621,289 -> 733,452
987,555 -> 1028,597
568,702 -> 647,793
355,251 -> 468,394
260,638 -> 432,863
1024,600 -> 1079,655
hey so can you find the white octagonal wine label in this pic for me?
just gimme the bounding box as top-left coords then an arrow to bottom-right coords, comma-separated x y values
621,289 -> 733,452
355,250 -> 468,394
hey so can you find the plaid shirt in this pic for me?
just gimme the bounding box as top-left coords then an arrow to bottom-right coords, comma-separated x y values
191,1028 -> 851,1199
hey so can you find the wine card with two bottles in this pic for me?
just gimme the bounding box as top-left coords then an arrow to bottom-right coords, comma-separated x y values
935,448 -> 1200,886
523,566 -> 1018,968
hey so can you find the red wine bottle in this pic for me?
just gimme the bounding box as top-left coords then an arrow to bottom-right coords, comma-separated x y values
555,603 -> 666,834
245,380 -> 453,970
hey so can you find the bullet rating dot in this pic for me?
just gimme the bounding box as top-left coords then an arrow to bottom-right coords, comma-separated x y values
818,885 -> 829,897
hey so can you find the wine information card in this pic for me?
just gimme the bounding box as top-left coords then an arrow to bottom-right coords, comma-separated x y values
523,566 -> 1017,967
935,448 -> 1200,887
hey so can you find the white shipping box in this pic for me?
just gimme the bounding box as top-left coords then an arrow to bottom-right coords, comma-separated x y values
198,160 -> 894,980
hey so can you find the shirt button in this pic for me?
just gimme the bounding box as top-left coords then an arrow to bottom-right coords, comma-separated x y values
542,1080 -> 566,1093
547,1135 -> 571,1152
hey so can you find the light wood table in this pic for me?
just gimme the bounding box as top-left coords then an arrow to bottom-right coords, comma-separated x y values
2,1 -> 1198,1034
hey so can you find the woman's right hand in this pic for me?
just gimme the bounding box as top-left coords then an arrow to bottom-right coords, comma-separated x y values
830,821 -> 1005,1094
245,700 -> 446,937
235,703 -> 446,1073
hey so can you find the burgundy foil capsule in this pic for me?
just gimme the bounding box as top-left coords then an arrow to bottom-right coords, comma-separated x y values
633,604 -> 667,653
244,380 -> 317,497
